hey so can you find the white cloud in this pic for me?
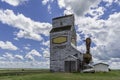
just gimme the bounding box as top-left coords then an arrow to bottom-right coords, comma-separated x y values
42,0 -> 49,5
25,55 -> 34,61
109,62 -> 120,69
3,53 -> 14,61
0,9 -> 52,41
24,46 -> 30,50
57,0 -> 65,9
41,40 -> 50,58
15,55 -> 24,60
16,30 -> 43,41
41,47 -> 50,58
26,44 -> 31,47
0,56 -> 6,60
56,0 -> 120,16
0,61 -> 49,68
1,53 -> 24,61
42,0 -> 54,5
87,6 -> 105,19
1,0 -> 28,6
25,49 -> 42,61
103,0 -> 120,7
57,0 -> 101,16
43,49 -> 50,58
0,50 -> 49,68
42,0 -> 54,14
77,44 -> 86,53
0,41 -> 18,50
28,49 -> 42,57
42,40 -> 50,47
13,37 -> 19,41
48,4 -> 52,14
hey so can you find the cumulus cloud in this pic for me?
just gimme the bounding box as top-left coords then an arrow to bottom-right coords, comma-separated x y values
103,0 -> 120,7
42,40 -> 50,47
13,37 -> 19,41
43,48 -> 50,58
0,56 -> 6,60
1,0 -> 28,6
1,53 -> 24,61
0,41 -> 18,50
56,0 -> 120,16
87,6 -> 105,19
57,0 -> 100,16
48,4 -> 52,14
28,49 -> 42,57
3,53 -> 14,61
0,9 -> 52,41
42,0 -> 54,5
0,50 -> 49,68
16,30 -> 43,41
42,0 -> 49,5
15,55 -> 24,60
41,40 -> 50,58
25,49 -> 42,61
77,44 -> 86,53
42,0 -> 54,14
25,55 -> 34,61
24,46 -> 30,50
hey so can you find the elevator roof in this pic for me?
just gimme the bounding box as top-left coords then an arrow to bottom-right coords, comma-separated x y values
50,25 -> 71,33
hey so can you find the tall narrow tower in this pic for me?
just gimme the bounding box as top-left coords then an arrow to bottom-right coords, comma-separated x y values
50,15 -> 83,72
51,14 -> 76,46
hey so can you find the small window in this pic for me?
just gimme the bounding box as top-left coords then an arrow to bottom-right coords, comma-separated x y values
60,21 -> 63,26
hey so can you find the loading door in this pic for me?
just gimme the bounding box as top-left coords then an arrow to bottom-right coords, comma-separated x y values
65,61 -> 76,72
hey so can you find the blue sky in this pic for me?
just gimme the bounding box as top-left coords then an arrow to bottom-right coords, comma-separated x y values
0,0 -> 120,69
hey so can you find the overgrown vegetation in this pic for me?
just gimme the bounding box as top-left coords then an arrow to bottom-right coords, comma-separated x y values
0,69 -> 120,80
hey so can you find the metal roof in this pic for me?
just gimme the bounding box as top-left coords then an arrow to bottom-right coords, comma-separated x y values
93,63 -> 109,66
50,25 -> 71,33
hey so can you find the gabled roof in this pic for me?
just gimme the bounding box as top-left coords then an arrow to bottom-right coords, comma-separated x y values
50,25 -> 71,33
64,55 -> 78,61
93,63 -> 109,66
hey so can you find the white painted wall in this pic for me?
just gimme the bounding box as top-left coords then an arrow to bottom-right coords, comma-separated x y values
94,63 -> 109,72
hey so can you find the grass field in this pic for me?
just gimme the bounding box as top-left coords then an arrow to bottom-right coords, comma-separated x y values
0,69 -> 120,80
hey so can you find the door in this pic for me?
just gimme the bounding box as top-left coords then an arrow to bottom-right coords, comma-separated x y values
65,61 -> 76,72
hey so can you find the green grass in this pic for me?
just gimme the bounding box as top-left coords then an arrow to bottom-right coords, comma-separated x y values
0,69 -> 120,80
